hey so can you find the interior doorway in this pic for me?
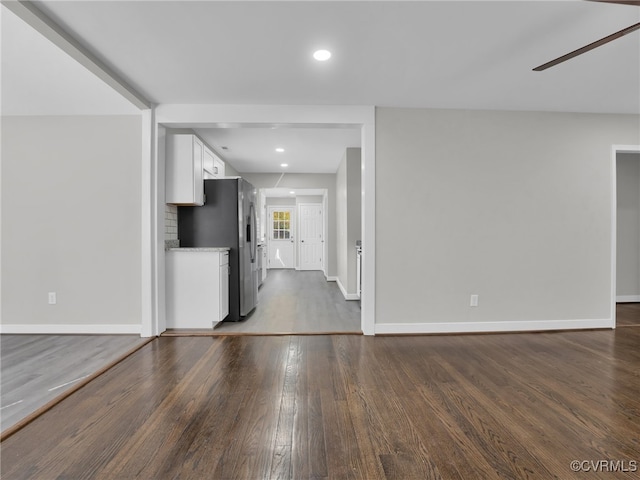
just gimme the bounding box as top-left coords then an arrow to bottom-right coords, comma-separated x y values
152,105 -> 376,337
613,146 -> 640,327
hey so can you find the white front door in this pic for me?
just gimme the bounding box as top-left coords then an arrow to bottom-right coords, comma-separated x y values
268,207 -> 295,269
299,204 -> 324,271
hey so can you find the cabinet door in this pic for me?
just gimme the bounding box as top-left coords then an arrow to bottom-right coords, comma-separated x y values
262,249 -> 267,281
219,264 -> 229,321
203,146 -> 216,179
192,137 -> 204,205
214,158 -> 225,178
166,134 -> 204,206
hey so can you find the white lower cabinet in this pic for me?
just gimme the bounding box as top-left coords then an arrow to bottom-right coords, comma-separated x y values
261,247 -> 268,282
166,249 -> 230,328
219,254 -> 230,321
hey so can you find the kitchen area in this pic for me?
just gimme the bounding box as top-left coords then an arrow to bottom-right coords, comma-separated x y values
163,129 -> 362,334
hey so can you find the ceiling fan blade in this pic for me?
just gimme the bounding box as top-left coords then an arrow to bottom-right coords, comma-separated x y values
533,21 -> 640,71
587,1 -> 640,6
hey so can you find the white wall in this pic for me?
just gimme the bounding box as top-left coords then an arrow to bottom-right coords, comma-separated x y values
1,115 -> 142,333
266,197 -> 296,206
617,153 -> 640,300
225,162 -> 240,177
336,148 -> 362,297
240,173 -> 338,278
296,195 -> 323,204
375,108 -> 639,333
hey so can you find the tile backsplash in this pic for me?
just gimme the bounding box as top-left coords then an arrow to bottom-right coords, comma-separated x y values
165,204 -> 179,248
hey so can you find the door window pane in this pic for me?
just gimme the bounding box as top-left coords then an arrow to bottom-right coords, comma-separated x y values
272,210 -> 292,241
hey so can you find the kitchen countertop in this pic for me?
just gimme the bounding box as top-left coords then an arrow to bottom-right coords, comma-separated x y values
167,247 -> 230,252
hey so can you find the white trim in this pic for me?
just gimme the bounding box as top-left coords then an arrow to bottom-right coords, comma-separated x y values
323,192 -> 329,276
155,104 -> 373,126
155,104 -> 376,335
375,318 -> 613,335
0,324 -> 142,335
325,275 -> 337,282
361,111 -> 375,335
140,109 -> 156,338
617,295 -> 640,303
611,144 -> 640,328
155,124 -> 167,336
336,278 -> 360,301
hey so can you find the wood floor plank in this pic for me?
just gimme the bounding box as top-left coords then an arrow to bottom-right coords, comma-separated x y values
293,337 -> 332,479
271,337 -> 297,479
306,388 -> 328,478
2,329 -> 640,479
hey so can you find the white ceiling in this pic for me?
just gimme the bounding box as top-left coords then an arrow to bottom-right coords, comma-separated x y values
2,1 -> 639,172
193,126 -> 361,173
0,6 -> 140,116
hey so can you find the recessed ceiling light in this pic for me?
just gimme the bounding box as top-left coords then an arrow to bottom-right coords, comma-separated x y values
280,163 -> 288,168
313,49 -> 331,61
275,147 -> 285,153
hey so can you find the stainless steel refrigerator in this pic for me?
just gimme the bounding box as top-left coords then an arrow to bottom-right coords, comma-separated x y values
178,178 -> 258,322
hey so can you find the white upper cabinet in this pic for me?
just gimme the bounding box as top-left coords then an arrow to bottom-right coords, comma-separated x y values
203,145 -> 226,179
214,157 -> 225,178
166,134 -> 205,205
203,146 -> 216,180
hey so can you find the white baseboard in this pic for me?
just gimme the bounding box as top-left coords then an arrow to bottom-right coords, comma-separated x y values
617,295 -> 640,303
325,275 -> 337,282
0,324 -> 142,335
336,278 -> 360,301
374,318 -> 613,335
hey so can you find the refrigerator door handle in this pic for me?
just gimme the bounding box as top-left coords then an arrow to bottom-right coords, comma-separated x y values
249,203 -> 257,263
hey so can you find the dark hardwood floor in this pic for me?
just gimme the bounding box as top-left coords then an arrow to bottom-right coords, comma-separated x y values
2,328 -> 640,479
617,302 -> 640,327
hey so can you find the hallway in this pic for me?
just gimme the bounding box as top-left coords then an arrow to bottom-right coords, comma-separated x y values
212,269 -> 361,334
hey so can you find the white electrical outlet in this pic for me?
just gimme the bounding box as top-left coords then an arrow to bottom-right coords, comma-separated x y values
48,292 -> 57,305
470,294 -> 479,307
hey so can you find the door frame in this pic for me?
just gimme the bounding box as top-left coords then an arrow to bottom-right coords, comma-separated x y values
267,205 -> 296,269
298,202 -> 325,272
611,144 -> 640,327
